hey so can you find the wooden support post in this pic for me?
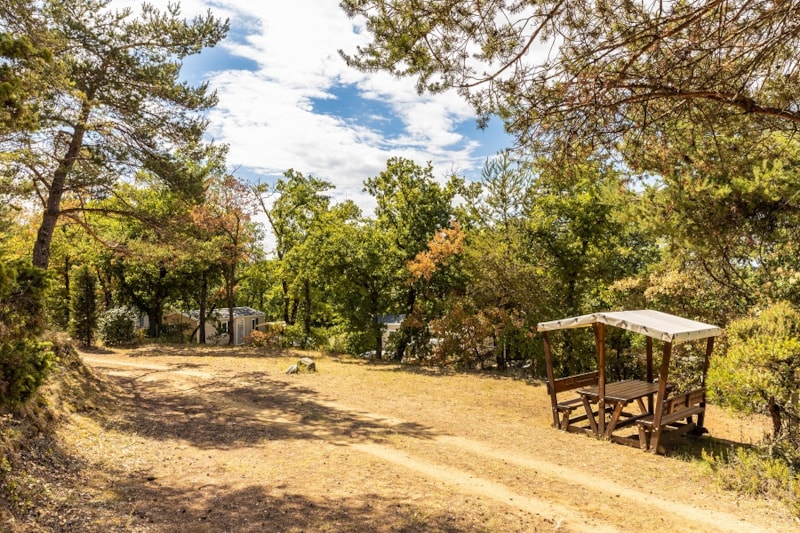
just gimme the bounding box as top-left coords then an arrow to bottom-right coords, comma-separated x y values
594,323 -> 606,436
646,337 -> 654,413
697,336 -> 714,428
650,342 -> 672,453
542,331 -> 560,428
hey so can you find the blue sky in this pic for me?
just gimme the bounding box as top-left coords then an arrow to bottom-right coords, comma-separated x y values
115,0 -> 513,213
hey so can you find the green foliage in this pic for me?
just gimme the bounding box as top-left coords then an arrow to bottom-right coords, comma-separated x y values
306,210 -> 400,358
709,302 -> 800,439
68,265 -> 97,347
704,447 -> 800,517
342,1 -> 800,153
254,169 -> 333,346
366,157 -> 462,262
1,0 -> 229,269
632,130 -> 800,315
0,259 -> 48,339
0,257 -> 55,407
97,307 -> 136,346
0,339 -> 55,407
364,157 -> 464,359
0,0 -> 53,135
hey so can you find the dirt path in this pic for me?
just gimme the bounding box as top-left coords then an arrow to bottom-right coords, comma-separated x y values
61,348 -> 793,532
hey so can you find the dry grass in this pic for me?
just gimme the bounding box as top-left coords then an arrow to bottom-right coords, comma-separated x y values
0,343 -> 791,532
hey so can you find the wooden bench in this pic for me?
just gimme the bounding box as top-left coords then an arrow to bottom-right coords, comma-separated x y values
546,371 -> 599,432
637,388 -> 706,452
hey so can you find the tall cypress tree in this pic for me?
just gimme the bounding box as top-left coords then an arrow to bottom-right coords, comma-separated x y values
69,265 -> 97,347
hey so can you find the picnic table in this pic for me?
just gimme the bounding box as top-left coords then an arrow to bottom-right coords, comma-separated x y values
538,310 -> 722,453
577,380 -> 666,438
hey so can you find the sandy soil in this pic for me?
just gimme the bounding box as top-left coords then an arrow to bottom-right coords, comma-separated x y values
16,345 -> 796,532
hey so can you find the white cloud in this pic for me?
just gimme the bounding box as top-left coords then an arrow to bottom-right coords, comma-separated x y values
113,0 -> 508,214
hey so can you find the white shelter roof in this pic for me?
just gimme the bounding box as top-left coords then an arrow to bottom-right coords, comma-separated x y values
536,310 -> 722,344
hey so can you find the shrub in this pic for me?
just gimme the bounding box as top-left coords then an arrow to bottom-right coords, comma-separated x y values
0,339 -> 55,408
247,323 -> 286,350
68,266 -> 97,347
0,259 -> 54,408
98,307 -> 137,346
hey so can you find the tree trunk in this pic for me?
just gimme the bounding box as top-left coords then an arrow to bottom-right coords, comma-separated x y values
769,396 -> 783,437
302,279 -> 311,347
199,270 -> 207,344
32,105 -> 90,269
227,271 -> 235,346
62,255 -> 71,327
282,280 -> 291,324
393,287 -> 416,361
146,307 -> 161,338
94,265 -> 112,308
496,338 -> 507,371
372,290 -> 382,360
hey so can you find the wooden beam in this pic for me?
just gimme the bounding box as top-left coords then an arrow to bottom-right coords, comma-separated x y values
646,336 -> 654,412
542,331 -> 560,428
650,342 -> 673,453
594,323 -> 606,436
698,336 -> 715,428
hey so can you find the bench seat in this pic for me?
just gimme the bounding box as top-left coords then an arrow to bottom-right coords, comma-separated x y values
547,370 -> 599,431
636,388 -> 706,452
636,404 -> 704,428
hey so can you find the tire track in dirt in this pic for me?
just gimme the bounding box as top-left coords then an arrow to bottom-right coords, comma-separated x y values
314,402 -> 768,533
82,355 -> 772,533
351,442 -> 618,533
436,435 -> 766,533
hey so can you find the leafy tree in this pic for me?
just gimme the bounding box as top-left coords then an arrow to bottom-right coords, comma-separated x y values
525,158 -> 656,316
709,302 -> 800,444
454,231 -> 544,371
0,208 -> 55,406
342,1 -> 800,152
365,157 -> 462,359
236,259 -> 277,315
69,264 -> 97,347
0,0 -> 53,134
86,183 -> 196,338
631,128 -> 800,315
193,175 -> 259,344
254,169 -> 333,331
474,152 -> 531,238
303,203 -> 398,357
1,0 -> 228,269
0,260 -> 54,407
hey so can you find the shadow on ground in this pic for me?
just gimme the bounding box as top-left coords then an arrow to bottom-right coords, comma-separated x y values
89,366 -> 438,450
100,478 -> 485,533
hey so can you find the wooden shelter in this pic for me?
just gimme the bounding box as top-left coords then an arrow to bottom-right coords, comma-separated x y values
538,310 -> 722,453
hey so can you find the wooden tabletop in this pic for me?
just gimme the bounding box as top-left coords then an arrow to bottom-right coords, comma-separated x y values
578,380 -> 661,403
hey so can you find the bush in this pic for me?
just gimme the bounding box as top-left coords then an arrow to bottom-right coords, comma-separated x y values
247,324 -> 286,350
0,339 -> 55,408
98,307 -> 137,346
0,259 -> 54,408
